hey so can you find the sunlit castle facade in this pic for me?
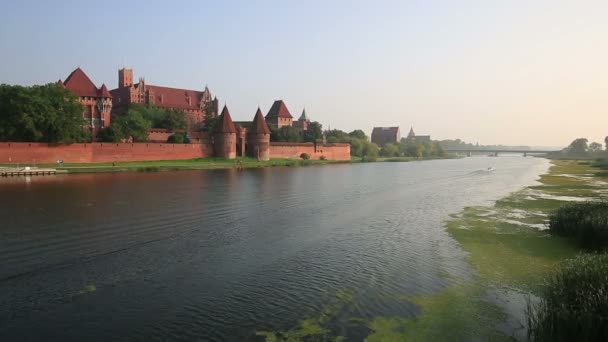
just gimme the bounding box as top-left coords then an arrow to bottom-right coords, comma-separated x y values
57,68 -> 113,138
110,68 -> 219,130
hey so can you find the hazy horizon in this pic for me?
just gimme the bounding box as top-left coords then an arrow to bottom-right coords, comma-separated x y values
1,0 -> 606,147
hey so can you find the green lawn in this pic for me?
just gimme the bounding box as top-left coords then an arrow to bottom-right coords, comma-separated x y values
0,157 -> 351,173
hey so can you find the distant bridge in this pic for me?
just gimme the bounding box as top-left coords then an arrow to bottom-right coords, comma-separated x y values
445,149 -> 556,156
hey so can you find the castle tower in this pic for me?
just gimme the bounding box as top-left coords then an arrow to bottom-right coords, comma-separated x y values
118,68 -> 133,88
213,105 -> 237,159
247,107 -> 271,161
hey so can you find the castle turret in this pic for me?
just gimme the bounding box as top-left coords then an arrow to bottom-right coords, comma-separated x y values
118,68 -> 133,88
213,105 -> 237,159
246,107 -> 271,161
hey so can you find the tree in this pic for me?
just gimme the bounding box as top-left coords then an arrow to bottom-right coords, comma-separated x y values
605,136 -> 608,151
380,143 -> 400,157
361,141 -> 379,158
202,111 -> 219,132
565,138 -> 588,155
348,129 -> 368,140
589,142 -> 603,153
271,125 -> 300,142
326,129 -> 350,143
0,83 -> 91,143
160,109 -> 187,131
167,132 -> 191,144
303,121 -> 323,142
100,109 -> 151,142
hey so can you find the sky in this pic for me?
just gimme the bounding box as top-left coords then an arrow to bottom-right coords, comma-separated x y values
1,0 -> 607,147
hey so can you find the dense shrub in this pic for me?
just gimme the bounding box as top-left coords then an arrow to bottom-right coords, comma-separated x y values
549,201 -> 608,249
527,253 -> 608,342
167,133 -> 191,144
300,153 -> 310,160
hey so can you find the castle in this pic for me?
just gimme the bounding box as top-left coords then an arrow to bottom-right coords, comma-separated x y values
50,67 -> 345,161
109,68 -> 218,130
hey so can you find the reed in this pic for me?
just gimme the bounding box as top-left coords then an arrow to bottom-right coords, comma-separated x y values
527,253 -> 608,342
548,201 -> 608,249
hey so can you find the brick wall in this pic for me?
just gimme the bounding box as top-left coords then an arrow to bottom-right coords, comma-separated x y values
0,142 -> 212,163
269,143 -> 350,160
0,141 -> 350,164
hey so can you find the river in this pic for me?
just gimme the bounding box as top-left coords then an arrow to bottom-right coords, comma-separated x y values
0,157 -> 548,341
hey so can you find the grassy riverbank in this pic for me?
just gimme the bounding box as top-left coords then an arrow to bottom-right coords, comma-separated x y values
0,155 -> 454,174
0,157 -> 350,173
256,160 -> 608,341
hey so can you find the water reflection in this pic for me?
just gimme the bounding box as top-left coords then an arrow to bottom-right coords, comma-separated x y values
0,157 -> 548,341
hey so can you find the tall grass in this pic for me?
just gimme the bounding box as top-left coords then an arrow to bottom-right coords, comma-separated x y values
527,253 -> 608,342
548,201 -> 608,249
591,159 -> 608,169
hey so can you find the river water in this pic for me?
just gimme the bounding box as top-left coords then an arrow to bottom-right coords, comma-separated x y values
0,157 -> 548,341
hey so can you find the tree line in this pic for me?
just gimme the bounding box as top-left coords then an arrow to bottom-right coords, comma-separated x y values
98,104 -> 187,143
0,83 -> 91,143
551,138 -> 607,158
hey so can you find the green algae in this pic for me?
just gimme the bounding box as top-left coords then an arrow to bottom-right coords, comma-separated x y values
366,285 -> 510,342
258,160 -> 608,341
365,160 -> 606,341
256,290 -> 353,341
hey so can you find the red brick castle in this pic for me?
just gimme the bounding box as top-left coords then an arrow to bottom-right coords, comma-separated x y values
110,68 -> 218,130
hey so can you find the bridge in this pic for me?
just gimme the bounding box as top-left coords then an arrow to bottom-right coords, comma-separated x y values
445,149 -> 556,157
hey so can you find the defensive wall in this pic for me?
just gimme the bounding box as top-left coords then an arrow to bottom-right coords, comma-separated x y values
0,142 -> 351,163
269,142 -> 351,160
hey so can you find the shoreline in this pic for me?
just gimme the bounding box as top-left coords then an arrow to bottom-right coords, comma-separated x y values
398,159 -> 607,340
0,155 -> 453,175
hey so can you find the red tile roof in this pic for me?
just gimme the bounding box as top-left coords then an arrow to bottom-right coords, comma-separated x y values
145,84 -> 203,110
215,105 -> 237,133
63,68 -> 101,97
266,100 -> 293,119
250,107 -> 271,134
98,84 -> 111,98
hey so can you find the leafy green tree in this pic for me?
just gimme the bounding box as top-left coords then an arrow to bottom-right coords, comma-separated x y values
160,109 -> 187,131
589,142 -> 603,153
348,129 -> 367,140
202,111 -> 219,132
565,138 -> 588,155
136,105 -> 187,131
605,136 -> 608,150
361,141 -> 379,158
380,143 -> 400,157
0,83 -> 90,143
101,109 -> 151,142
271,125 -> 300,142
303,121 -> 323,142
326,129 -> 350,143
167,132 -> 191,144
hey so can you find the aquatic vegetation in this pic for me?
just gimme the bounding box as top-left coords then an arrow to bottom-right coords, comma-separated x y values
76,284 -> 96,296
548,201 -> 608,250
527,254 -> 608,342
256,160 -> 608,341
257,291 -> 353,341
366,285 -> 510,341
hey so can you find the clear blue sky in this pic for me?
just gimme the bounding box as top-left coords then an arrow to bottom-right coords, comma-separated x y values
1,0 -> 607,146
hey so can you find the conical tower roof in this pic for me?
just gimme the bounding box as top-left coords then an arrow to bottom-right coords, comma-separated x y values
98,84 -> 112,98
215,105 -> 237,133
250,107 -> 271,134
407,126 -> 416,139
299,107 -> 309,121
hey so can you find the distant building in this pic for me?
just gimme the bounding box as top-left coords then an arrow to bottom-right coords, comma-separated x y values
58,68 -> 113,138
293,108 -> 310,132
265,100 -> 293,128
406,127 -> 431,143
110,68 -> 218,130
371,127 -> 400,147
